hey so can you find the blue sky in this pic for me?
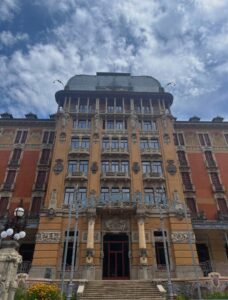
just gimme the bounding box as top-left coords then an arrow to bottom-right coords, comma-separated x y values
0,0 -> 228,120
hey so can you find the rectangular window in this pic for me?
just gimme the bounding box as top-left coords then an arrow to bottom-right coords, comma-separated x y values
71,137 -> 80,149
116,120 -> 124,130
111,187 -> 120,201
210,172 -> 222,191
199,133 -> 211,146
111,161 -> 119,172
79,104 -> 87,112
177,151 -> 188,166
155,187 -> 167,205
42,131 -> 55,144
120,138 -> 128,149
217,198 -> 228,214
15,130 -> 28,144
140,139 -> 148,149
121,161 -> 129,173
30,197 -> 42,217
102,138 -> 110,149
151,162 -> 162,175
68,161 -> 77,174
150,138 -> 159,149
205,151 -> 216,167
11,148 -> 22,164
4,170 -> 16,189
144,188 -> 154,205
40,149 -> 50,164
81,138 -> 89,149
122,188 -> 130,201
78,188 -> 87,206
181,172 -> 193,190
107,120 -> 114,129
111,138 -> 119,149
142,161 -> 151,173
173,133 -> 185,146
155,241 -> 168,268
62,231 -> 77,269
35,171 -> 46,189
101,188 -> 109,202
107,103 -> 114,113
116,102 -> 123,113
186,198 -> 197,218
78,120 -> 86,128
224,133 -> 228,144
102,161 -> 109,172
0,197 -> 9,217
79,161 -> 88,173
64,188 -> 74,205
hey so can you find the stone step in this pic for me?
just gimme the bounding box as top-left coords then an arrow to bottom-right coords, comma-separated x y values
80,280 -> 166,300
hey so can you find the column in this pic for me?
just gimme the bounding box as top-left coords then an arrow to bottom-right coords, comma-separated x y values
86,209 -> 96,265
137,215 -> 147,265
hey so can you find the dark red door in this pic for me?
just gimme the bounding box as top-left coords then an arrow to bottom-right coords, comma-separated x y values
103,234 -> 129,279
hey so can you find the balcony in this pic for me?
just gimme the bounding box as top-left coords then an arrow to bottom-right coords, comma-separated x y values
192,211 -> 228,230
101,171 -> 130,181
102,147 -> 129,156
142,172 -> 164,181
66,171 -> 88,181
17,261 -> 32,274
2,182 -> 14,191
69,147 -> 90,156
141,148 -> 161,156
212,184 -> 225,193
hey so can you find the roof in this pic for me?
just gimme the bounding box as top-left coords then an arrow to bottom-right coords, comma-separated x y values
65,72 -> 163,93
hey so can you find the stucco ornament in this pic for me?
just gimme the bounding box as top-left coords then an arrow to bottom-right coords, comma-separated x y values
36,231 -> 61,243
53,159 -> 64,174
166,160 -> 177,175
171,231 -> 195,243
103,218 -> 129,232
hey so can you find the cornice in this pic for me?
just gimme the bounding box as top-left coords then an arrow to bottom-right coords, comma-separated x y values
0,119 -> 56,128
174,121 -> 228,130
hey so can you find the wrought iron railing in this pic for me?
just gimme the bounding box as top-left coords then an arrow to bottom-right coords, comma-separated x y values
17,260 -> 32,274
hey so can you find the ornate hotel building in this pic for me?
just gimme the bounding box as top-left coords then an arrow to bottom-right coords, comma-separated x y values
0,72 -> 228,280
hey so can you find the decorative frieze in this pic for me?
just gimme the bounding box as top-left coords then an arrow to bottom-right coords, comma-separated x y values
171,231 -> 195,243
36,231 -> 61,243
103,217 -> 129,232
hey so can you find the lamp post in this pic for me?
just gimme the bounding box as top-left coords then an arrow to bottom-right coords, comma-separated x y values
173,193 -> 202,300
61,186 -> 80,300
0,206 -> 27,300
155,191 -> 174,300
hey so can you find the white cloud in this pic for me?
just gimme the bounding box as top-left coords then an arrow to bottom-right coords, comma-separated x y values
0,31 -> 28,47
0,0 -> 20,21
0,0 -> 228,119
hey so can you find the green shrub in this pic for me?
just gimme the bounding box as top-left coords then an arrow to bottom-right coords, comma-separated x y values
205,291 -> 228,299
14,285 -> 27,300
176,294 -> 189,300
27,283 -> 61,300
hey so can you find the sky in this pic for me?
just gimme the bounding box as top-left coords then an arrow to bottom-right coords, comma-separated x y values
0,0 -> 228,120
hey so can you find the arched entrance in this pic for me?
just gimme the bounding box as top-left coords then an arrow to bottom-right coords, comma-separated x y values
103,233 -> 129,279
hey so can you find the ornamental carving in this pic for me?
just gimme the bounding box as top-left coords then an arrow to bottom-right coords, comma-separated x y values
132,162 -> 140,174
171,231 -> 195,243
166,160 -> 177,175
36,231 -> 61,243
103,218 -> 129,232
53,159 -> 64,174
91,162 -> 98,174
163,133 -> 170,144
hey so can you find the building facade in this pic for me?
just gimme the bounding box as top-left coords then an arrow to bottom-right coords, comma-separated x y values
0,72 -> 227,280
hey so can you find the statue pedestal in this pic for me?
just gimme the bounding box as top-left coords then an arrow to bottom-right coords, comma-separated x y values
0,240 -> 22,300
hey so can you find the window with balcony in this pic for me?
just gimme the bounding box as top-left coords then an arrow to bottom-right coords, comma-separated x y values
71,137 -> 80,149
64,188 -> 74,205
198,133 -> 211,147
10,148 -> 22,164
107,120 -> 114,129
150,138 -> 159,149
101,187 -> 109,202
111,138 -> 119,149
0,197 -> 9,217
144,188 -> 154,204
122,188 -> 130,201
121,161 -> 129,173
177,151 -> 188,166
81,138 -> 90,149
111,161 -> 119,172
181,172 -> 193,190
210,172 -> 222,191
116,101 -> 123,113
173,133 -> 185,146
79,161 -> 88,173
217,198 -> 228,214
78,120 -> 87,129
205,151 -> 216,167
142,161 -> 162,175
102,138 -> 110,149
120,138 -> 128,149
186,197 -> 197,218
40,149 -> 50,164
73,119 -> 91,129
15,130 -> 28,144
4,170 -> 16,190
68,161 -> 77,174
116,120 -> 124,130
140,139 -> 148,149
77,188 -> 87,206
141,121 -> 156,131
107,100 -> 114,113
35,171 -> 46,189
42,131 -> 55,144
79,104 -> 87,112
30,197 -> 42,217
144,187 -> 166,205
102,161 -> 109,172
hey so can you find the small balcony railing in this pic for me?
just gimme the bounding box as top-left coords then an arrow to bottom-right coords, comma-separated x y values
141,148 -> 161,156
66,171 -> 88,180
102,147 -> 129,155
17,261 -> 32,274
142,172 -> 164,181
101,171 -> 130,180
69,147 -> 90,155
